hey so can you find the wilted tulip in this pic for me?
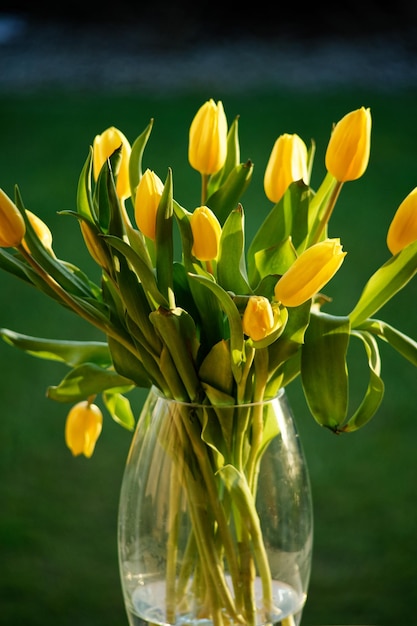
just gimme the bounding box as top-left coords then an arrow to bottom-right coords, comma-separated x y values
190,205 -> 222,261
0,188 -> 26,248
188,99 -> 228,175
242,296 -> 275,342
275,238 -> 346,307
325,107 -> 371,182
264,133 -> 308,203
134,169 -> 164,240
23,210 -> 53,253
387,187 -> 417,255
65,400 -> 103,458
93,127 -> 131,200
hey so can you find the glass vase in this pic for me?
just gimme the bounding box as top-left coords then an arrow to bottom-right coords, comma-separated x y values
118,386 -> 313,626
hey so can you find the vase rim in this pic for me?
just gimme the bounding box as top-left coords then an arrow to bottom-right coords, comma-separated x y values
149,385 -> 285,408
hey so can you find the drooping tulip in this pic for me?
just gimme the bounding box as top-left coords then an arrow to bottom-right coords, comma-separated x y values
93,127 -> 131,200
264,133 -> 308,204
387,187 -> 417,255
134,169 -> 164,240
325,107 -> 371,182
190,205 -> 222,261
275,238 -> 346,307
0,188 -> 26,248
188,99 -> 228,175
242,296 -> 275,342
65,400 -> 103,458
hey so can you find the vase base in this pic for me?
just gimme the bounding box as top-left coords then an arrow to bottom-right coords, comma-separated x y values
125,577 -> 305,626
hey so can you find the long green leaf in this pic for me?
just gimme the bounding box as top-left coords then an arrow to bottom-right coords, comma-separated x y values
47,363 -> 135,402
301,311 -> 350,429
0,328 -> 111,367
217,205 -> 251,294
129,118 -> 154,196
349,240 -> 417,327
342,330 -> 385,432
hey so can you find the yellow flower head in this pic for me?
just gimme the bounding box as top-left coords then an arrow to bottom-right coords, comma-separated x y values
65,400 -> 103,458
264,133 -> 308,203
188,99 -> 228,175
275,238 -> 346,307
387,187 -> 417,255
325,107 -> 371,182
242,296 -> 275,342
0,188 -> 26,248
190,205 -> 222,261
134,169 -> 164,241
23,210 -> 53,254
93,127 -> 132,200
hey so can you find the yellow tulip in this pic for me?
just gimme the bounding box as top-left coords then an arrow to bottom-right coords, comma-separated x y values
275,238 -> 346,307
264,133 -> 308,203
80,220 -> 110,270
188,99 -> 228,175
65,400 -> 103,458
190,206 -> 222,261
387,187 -> 417,255
242,296 -> 275,342
23,210 -> 53,253
134,169 -> 164,240
0,188 -> 26,248
93,127 -> 131,200
325,107 -> 371,182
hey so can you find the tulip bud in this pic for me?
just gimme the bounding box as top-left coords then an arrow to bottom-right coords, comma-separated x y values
275,238 -> 346,307
190,205 -> 222,261
325,107 -> 371,182
188,99 -> 228,175
23,210 -> 53,253
264,133 -> 308,203
65,400 -> 103,458
387,187 -> 417,255
93,127 -> 131,200
80,220 -> 110,270
0,188 -> 26,248
242,296 -> 275,342
134,169 -> 164,240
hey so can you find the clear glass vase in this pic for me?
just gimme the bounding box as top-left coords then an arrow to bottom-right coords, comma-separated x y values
118,386 -> 313,626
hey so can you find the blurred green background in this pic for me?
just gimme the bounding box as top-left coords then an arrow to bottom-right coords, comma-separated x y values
1,20 -> 417,626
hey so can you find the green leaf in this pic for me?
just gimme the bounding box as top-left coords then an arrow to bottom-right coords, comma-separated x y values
249,238 -> 297,288
301,311 -> 350,429
349,240 -> 417,327
199,339 -> 234,395
47,363 -> 134,403
129,118 -> 154,196
342,330 -> 385,432
103,390 -> 136,430
188,272 -> 245,383
107,335 -> 155,389
217,205 -> 251,294
0,329 -> 112,367
248,181 -> 310,265
76,148 -> 95,221
155,169 -> 174,308
207,115 -> 241,196
103,234 -> 169,309
357,318 -> 417,367
149,307 -> 200,401
206,161 -> 253,225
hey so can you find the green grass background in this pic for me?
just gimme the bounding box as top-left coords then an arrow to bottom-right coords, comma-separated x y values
1,86 -> 417,626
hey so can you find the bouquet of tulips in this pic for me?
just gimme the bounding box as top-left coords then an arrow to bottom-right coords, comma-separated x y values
1,99 -> 417,456
1,99 -> 417,626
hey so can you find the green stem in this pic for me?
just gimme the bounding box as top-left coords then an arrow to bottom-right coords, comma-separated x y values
309,180 -> 343,245
201,173 -> 209,205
